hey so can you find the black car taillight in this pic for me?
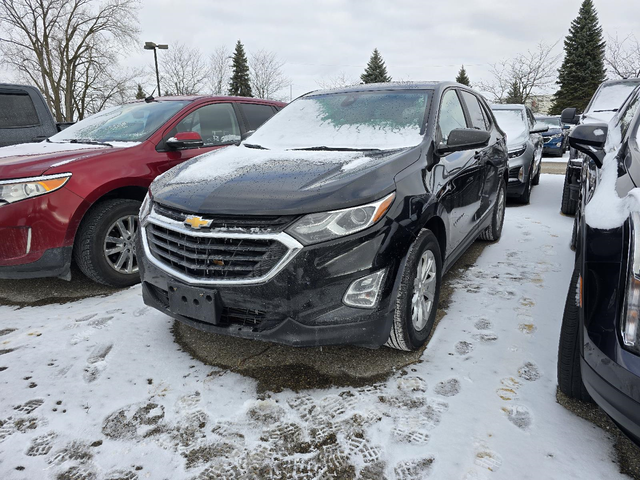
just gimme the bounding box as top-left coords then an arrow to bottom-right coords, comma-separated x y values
622,212 -> 640,355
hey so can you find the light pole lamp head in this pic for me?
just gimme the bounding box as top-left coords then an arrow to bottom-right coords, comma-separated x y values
144,41 -> 157,50
157,44 -> 169,50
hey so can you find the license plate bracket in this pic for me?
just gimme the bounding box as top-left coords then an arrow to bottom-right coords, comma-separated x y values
167,283 -> 220,324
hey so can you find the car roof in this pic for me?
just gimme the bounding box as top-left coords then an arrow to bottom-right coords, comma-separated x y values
150,95 -> 286,106
491,104 -> 526,110
597,78 -> 640,87
307,81 -> 462,96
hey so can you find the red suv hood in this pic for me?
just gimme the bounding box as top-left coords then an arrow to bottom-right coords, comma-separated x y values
0,142 -> 125,179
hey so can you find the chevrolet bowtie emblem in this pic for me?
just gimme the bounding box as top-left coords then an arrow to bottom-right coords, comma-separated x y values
184,215 -> 212,229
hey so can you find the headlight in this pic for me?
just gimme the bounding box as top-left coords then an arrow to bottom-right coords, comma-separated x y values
508,145 -> 526,158
140,191 -> 152,219
551,133 -> 563,140
287,192 -> 395,245
0,173 -> 71,205
622,211 -> 640,355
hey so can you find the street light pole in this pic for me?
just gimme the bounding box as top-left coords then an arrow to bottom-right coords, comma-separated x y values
144,42 -> 169,97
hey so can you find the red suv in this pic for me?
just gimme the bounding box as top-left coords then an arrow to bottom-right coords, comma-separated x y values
0,95 -> 285,287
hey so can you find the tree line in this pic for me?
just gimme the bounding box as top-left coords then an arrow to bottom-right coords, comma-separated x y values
1,0 -> 638,122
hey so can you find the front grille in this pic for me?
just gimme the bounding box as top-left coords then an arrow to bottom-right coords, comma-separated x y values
146,223 -> 289,280
153,203 -> 297,232
508,167 -> 520,179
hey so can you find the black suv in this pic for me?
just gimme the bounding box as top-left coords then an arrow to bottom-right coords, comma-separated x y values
558,84 -> 640,445
137,82 -> 508,351
560,79 -> 640,216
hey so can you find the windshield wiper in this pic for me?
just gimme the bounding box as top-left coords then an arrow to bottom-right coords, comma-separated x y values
592,109 -> 618,113
243,143 -> 268,150
69,139 -> 113,147
291,146 -> 382,152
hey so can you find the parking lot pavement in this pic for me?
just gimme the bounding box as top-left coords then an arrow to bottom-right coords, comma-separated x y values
0,174 -> 636,479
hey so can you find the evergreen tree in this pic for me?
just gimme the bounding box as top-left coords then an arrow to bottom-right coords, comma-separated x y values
505,80 -> 524,104
360,49 -> 392,84
550,0 -> 606,114
135,84 -> 145,100
229,40 -> 253,97
455,65 -> 470,86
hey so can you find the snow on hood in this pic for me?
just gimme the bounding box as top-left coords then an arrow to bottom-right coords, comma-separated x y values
0,140 -> 139,160
584,122 -> 640,229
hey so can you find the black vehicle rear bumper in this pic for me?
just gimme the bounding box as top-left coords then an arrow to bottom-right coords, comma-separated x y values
0,246 -> 72,280
581,356 -> 640,446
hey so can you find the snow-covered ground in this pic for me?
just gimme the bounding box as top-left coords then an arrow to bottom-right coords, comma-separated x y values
0,175 -> 629,480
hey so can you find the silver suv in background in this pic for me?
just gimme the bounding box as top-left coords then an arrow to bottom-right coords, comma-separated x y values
491,104 -> 547,204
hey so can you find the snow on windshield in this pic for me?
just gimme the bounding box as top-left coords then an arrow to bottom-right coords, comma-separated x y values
586,82 -> 638,114
49,101 -> 189,143
492,109 -> 527,140
247,91 -> 429,150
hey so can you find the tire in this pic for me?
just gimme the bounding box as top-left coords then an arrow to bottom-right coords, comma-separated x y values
517,169 -> 532,204
561,167 -> 577,215
74,198 -> 142,288
479,179 -> 506,241
557,268 -> 592,402
386,229 -> 442,351
532,164 -> 541,186
570,216 -> 578,251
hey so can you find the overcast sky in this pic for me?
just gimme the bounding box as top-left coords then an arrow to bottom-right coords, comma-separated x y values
119,0 -> 640,100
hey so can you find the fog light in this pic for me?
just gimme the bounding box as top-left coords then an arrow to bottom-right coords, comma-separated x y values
518,167 -> 524,183
343,270 -> 386,308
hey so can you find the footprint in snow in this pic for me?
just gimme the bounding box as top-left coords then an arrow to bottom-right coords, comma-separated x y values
394,457 -> 435,479
397,376 -> 428,393
496,388 -> 519,401
473,333 -> 498,343
518,362 -> 541,381
502,405 -> 533,430
518,323 -> 537,334
26,431 -> 57,456
133,307 -> 149,317
474,318 -> 492,330
434,378 -> 461,397
14,399 -> 44,415
474,446 -> 503,472
83,343 -> 113,383
105,470 -> 139,480
0,328 -> 17,337
74,313 -> 97,323
455,341 -> 474,355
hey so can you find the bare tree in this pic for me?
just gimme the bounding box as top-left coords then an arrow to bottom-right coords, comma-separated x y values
209,45 -> 230,95
159,42 -> 209,96
249,49 -> 290,100
316,71 -> 358,90
0,0 -> 140,121
478,42 -> 561,104
606,34 -> 640,79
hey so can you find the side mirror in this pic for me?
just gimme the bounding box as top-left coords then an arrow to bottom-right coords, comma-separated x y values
561,107 -> 579,125
166,131 -> 204,150
436,128 -> 491,155
568,123 -> 607,168
530,124 -> 549,134
241,130 -> 255,141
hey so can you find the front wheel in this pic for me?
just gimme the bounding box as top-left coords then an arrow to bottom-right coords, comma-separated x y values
479,179 -> 506,241
532,164 -> 541,186
517,169 -> 532,204
557,268 -> 592,402
386,229 -> 442,351
74,199 -> 142,288
561,167 -> 577,215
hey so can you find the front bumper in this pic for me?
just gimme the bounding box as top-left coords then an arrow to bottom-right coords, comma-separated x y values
0,187 -> 83,279
137,218 -> 409,348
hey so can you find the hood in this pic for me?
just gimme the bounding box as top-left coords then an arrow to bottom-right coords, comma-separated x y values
541,127 -> 563,136
0,141 -> 137,179
506,132 -> 529,150
151,144 -> 420,215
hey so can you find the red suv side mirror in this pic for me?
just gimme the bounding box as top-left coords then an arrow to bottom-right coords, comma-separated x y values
166,131 -> 204,150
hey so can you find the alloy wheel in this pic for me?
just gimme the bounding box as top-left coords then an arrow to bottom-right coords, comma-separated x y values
103,215 -> 139,275
411,250 -> 437,331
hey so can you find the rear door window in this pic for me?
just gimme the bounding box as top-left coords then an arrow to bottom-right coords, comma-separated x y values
460,91 -> 488,130
0,91 -> 40,128
240,103 -> 276,131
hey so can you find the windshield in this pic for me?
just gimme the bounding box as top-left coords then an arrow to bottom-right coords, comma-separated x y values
492,109 -> 527,139
247,90 -> 430,150
586,82 -> 638,114
49,101 -> 190,144
536,117 -> 561,128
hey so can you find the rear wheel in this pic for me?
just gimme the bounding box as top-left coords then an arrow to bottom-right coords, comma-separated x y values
557,268 -> 592,402
74,199 -> 142,288
386,229 -> 442,351
479,179 -> 506,241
